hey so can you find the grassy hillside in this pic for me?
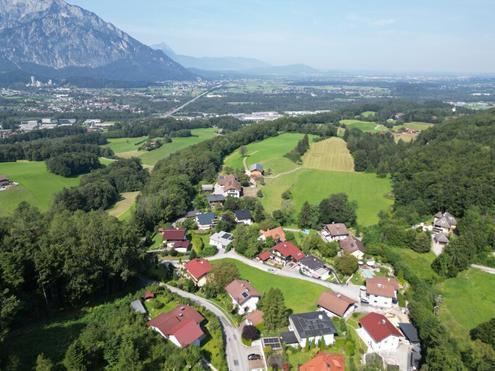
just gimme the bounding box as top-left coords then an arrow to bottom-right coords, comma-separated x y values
103,136 -> 147,153
223,133 -> 307,174
302,137 -> 354,172
107,191 -> 140,219
341,119 -> 388,133
0,161 -> 80,216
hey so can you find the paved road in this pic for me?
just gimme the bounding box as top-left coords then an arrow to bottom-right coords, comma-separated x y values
160,85 -> 222,118
471,264 -> 495,275
209,250 -> 361,301
164,284 -> 257,371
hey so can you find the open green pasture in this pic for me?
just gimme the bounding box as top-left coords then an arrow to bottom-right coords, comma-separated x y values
341,119 -> 389,133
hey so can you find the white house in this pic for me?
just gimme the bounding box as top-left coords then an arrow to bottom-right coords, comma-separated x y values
234,210 -> 253,225
288,312 -> 336,347
299,255 -> 330,280
317,290 -> 356,318
225,279 -> 261,315
358,312 -> 403,352
209,231 -> 233,250
195,213 -> 216,230
339,236 -> 365,260
321,223 -> 349,242
214,175 -> 242,198
364,277 -> 399,308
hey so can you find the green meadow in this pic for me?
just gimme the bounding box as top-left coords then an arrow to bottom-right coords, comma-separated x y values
341,119 -> 389,133
0,161 -> 80,216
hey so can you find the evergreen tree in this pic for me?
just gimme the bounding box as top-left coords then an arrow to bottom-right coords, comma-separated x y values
35,354 -> 53,371
261,288 -> 288,331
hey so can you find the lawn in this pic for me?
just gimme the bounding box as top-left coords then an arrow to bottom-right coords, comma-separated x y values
341,119 -> 389,133
212,259 -> 326,313
302,137 -> 354,172
262,169 -> 393,226
223,133 -> 308,174
107,191 -> 140,219
437,269 -> 495,347
390,248 -> 438,281
105,128 -> 217,167
0,161 -> 80,216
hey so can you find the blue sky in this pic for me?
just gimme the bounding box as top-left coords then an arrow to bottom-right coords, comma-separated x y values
69,0 -> 495,73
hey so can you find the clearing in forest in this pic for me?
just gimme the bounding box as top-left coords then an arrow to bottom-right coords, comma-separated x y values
107,191 -> 140,219
302,137 -> 355,172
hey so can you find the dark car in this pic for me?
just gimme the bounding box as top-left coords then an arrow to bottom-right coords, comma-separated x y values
248,353 -> 262,361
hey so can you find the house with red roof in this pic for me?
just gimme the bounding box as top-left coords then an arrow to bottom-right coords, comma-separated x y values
159,228 -> 190,254
299,352 -> 345,371
259,226 -> 286,242
358,312 -> 403,352
256,250 -> 272,263
148,305 -> 205,348
271,241 -> 305,265
184,258 -> 213,287
317,290 -> 356,318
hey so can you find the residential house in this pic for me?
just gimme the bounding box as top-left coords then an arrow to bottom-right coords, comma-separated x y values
209,231 -> 234,250
184,258 -> 213,287
196,213 -> 216,230
288,312 -> 336,347
322,223 -> 349,242
234,210 -> 253,225
433,212 -> 457,234
358,312 -> 403,352
0,175 -> 12,188
143,291 -> 155,301
256,250 -> 272,263
214,175 -> 242,198
245,310 -> 264,326
160,228 -> 190,253
225,279 -> 261,315
249,163 -> 264,180
272,241 -> 305,265
281,330 -> 300,348
299,255 -> 331,280
148,305 -> 205,348
398,323 -> 420,346
317,291 -> 356,318
299,352 -> 345,371
130,300 -> 147,315
432,232 -> 449,256
339,236 -> 365,260
364,277 -> 399,308
207,194 -> 225,208
259,226 -> 286,242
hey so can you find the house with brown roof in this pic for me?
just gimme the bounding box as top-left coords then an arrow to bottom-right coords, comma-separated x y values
148,305 -> 205,348
339,236 -> 365,260
299,352 -> 345,371
364,277 -> 399,308
259,226 -> 286,242
271,241 -> 305,265
184,258 -> 213,287
321,223 -> 349,242
245,310 -> 264,326
225,279 -> 261,315
159,228 -> 190,253
257,250 -> 272,263
317,290 -> 356,318
214,174 -> 242,198
0,175 -> 11,188
358,312 -> 403,352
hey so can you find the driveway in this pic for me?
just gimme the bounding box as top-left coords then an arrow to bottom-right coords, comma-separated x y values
209,250 -> 361,301
164,284 -> 262,370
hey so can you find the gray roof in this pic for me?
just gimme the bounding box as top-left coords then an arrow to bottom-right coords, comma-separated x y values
130,300 -> 147,314
434,233 -> 449,244
250,163 -> 264,172
434,212 -> 457,228
280,331 -> 299,344
399,323 -> 420,343
289,312 -> 336,339
299,255 -> 326,271
201,184 -> 214,191
207,194 -> 225,203
197,213 -> 216,225
234,210 -> 252,221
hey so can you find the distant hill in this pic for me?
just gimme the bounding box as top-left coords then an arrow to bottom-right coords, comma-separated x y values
0,0 -> 194,86
153,43 -> 319,77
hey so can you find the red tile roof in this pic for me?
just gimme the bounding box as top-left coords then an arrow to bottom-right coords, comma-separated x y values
273,241 -> 305,261
257,251 -> 271,261
173,240 -> 191,250
148,305 -> 205,347
246,310 -> 264,326
143,290 -> 155,300
299,352 -> 345,371
184,258 -> 213,280
161,228 -> 186,241
359,312 -> 403,343
260,227 -> 286,242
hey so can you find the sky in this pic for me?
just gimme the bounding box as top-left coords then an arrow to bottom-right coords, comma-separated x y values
69,0 -> 495,73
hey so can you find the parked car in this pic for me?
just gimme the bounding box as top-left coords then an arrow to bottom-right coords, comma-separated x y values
248,354 -> 262,361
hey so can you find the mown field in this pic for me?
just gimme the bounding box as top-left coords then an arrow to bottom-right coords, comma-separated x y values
0,161 -> 80,216
302,137 -> 354,172
223,133 -> 308,174
107,191 -> 140,220
105,128 -> 217,167
340,119 -> 388,133
212,259 -> 326,313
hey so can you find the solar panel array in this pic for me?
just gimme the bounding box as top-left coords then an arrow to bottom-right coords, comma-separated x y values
262,337 -> 282,350
290,312 -> 336,338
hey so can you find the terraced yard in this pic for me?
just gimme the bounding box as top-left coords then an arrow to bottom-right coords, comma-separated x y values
302,137 -> 354,172
0,161 -> 80,216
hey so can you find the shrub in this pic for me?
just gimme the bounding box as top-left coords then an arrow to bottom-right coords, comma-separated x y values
242,325 -> 260,341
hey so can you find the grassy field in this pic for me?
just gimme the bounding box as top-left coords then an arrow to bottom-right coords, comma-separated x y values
361,111 -> 376,118
0,161 -> 80,216
390,249 -> 438,281
302,137 -> 354,172
105,128 -> 217,167
438,269 -> 495,347
107,191 -> 140,219
404,122 -> 434,131
223,133 -> 308,174
341,119 -> 388,133
262,169 -> 392,226
212,259 -> 326,313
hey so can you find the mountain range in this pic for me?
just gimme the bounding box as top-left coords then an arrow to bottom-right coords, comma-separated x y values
0,0 -> 193,86
152,43 -> 320,77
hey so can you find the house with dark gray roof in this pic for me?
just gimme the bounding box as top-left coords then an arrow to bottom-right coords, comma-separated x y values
432,232 -> 449,256
281,331 -> 299,348
398,323 -> 420,344
433,212 -> 457,234
234,210 -> 253,225
207,194 -> 225,207
288,311 -> 336,347
298,255 -> 330,280
195,213 -> 216,230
